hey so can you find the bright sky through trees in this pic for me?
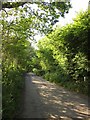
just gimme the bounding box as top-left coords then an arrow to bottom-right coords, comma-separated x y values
33,0 -> 88,48
54,0 -> 89,27
2,0 -> 88,48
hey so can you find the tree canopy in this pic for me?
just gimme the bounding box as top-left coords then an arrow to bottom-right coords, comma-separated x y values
1,1 -> 71,35
34,10 -> 89,94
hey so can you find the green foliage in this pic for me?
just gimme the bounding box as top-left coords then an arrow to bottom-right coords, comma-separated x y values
1,10 -> 35,118
1,3 -> 89,118
36,10 -> 89,95
2,1 -> 71,35
2,69 -> 25,118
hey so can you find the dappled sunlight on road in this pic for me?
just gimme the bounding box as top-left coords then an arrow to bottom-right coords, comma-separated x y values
30,73 -> 90,120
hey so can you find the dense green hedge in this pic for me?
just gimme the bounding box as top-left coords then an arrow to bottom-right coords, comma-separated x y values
34,10 -> 89,95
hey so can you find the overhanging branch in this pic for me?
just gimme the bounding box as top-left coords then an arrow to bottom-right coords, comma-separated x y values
1,2 -> 28,9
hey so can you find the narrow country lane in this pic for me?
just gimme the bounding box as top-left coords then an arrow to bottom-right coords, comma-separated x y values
18,73 -> 90,119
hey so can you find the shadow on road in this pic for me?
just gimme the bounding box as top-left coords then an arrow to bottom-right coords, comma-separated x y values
31,73 -> 90,120
17,73 -> 90,120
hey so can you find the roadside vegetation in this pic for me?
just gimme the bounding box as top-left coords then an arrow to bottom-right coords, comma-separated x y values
1,1 -> 89,119
33,10 -> 89,95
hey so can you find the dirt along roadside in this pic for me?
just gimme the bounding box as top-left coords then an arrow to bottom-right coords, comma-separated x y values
17,73 -> 90,119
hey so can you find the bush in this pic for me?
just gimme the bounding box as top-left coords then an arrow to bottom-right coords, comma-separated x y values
2,68 -> 25,118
